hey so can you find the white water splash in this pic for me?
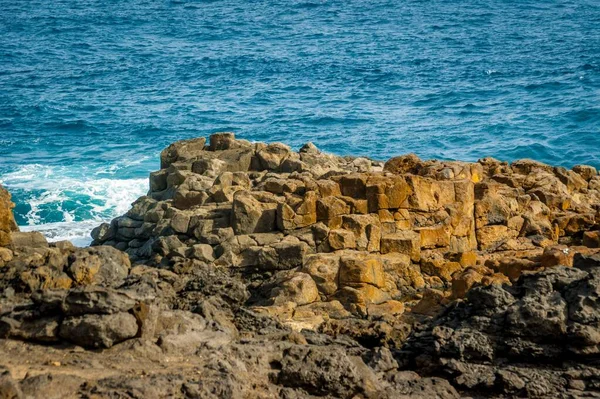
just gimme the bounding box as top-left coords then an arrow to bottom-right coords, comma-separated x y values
0,164 -> 149,246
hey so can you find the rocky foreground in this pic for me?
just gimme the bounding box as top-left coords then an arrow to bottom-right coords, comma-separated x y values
1,133 -> 600,398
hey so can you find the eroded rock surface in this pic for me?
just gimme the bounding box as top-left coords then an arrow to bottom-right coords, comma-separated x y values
1,134 -> 599,398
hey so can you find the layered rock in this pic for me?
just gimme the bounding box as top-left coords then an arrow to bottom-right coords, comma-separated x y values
90,133 -> 600,329
1,134 -> 600,398
401,256 -> 600,397
0,185 -> 18,248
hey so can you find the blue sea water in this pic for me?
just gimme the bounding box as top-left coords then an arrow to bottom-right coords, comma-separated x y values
1,0 -> 599,245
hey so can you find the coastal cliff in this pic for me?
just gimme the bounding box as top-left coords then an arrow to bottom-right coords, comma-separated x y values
1,134 -> 600,398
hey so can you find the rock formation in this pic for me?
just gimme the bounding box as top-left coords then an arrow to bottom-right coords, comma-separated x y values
1,133 -> 599,398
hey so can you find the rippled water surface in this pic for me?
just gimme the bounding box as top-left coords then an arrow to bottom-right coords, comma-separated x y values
1,0 -> 599,244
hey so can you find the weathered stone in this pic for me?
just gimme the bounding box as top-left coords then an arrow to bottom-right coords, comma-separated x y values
10,232 -> 48,250
316,196 -> 349,221
0,315 -> 61,342
341,214 -> 381,252
256,142 -> 292,170
91,222 -> 115,243
452,268 -> 484,298
336,174 -> 368,199
68,246 -> 130,287
20,267 -> 73,291
384,153 -> 422,175
187,243 -> 215,262
0,185 -> 18,247
583,231 -> 600,248
420,254 -> 462,282
258,239 -> 308,270
404,175 -> 455,212
539,245 -> 574,267
0,371 -> 23,399
208,132 -> 236,151
300,253 -> 340,295
269,272 -> 319,306
417,225 -> 451,249
232,191 -> 279,235
477,225 -> 515,251
339,254 -> 386,288
572,164 -> 597,181
328,229 -> 356,250
380,231 -> 421,262
161,137 -> 206,168
61,287 -> 137,315
59,312 -> 139,348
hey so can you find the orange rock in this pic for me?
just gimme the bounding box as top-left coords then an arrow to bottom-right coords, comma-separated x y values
301,253 -> 340,295
539,245 -> 574,267
583,231 -> 600,248
0,185 -> 18,247
417,226 -> 451,249
452,268 -> 484,298
380,231 -> 421,262
339,254 -> 386,288
328,229 -> 356,250
367,300 -> 405,319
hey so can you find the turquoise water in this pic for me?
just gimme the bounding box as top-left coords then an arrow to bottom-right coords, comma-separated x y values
1,0 -> 599,245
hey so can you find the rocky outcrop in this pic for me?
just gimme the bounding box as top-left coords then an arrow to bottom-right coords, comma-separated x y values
90,133 -> 600,330
1,134 -> 600,398
401,257 -> 600,397
0,185 -> 18,248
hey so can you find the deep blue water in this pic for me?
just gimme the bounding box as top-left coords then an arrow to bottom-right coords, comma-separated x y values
1,0 -> 599,245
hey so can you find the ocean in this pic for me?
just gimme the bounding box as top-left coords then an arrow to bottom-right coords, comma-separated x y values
1,0 -> 599,246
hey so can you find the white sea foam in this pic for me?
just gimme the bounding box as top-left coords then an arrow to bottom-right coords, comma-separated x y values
20,221 -> 100,247
0,164 -> 149,246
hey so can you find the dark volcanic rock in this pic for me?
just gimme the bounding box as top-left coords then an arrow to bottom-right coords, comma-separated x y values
59,312 -> 139,348
401,265 -> 600,397
2,136 -> 600,398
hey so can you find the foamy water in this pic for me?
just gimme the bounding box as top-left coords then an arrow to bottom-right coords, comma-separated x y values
1,0 -> 599,245
0,164 -> 148,246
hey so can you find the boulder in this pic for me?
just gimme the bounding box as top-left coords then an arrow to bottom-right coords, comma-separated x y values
380,231 -> 421,262
341,214 -> 381,252
0,185 -> 18,247
339,254 -> 386,288
67,246 -> 130,287
61,287 -> 137,315
255,142 -> 292,170
232,191 -> 279,234
269,272 -> 319,306
59,312 -> 139,348
160,136 -> 206,168
301,253 -> 340,295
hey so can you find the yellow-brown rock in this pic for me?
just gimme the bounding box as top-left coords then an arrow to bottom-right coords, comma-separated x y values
476,225 -> 516,251
334,284 -> 390,316
367,300 -> 405,319
339,254 -> 386,288
301,253 -> 340,295
341,214 -> 381,252
381,253 -> 425,289
420,255 -> 462,283
20,267 -> 73,291
417,225 -> 451,249
0,185 -> 18,247
539,245 -> 574,267
270,272 -> 319,306
451,268 -> 484,298
380,231 -> 421,262
328,229 -> 356,250
583,231 -> 600,248
316,196 -> 349,221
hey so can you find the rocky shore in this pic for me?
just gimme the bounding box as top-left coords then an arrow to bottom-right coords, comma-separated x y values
1,133 -> 600,398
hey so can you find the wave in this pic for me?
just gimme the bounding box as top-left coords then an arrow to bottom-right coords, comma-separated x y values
20,220 -> 101,247
0,164 -> 148,246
